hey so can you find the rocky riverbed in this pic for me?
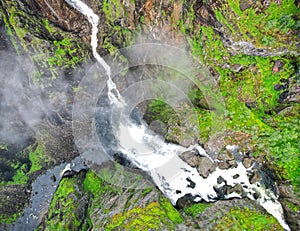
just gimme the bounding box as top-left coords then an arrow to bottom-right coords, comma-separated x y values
0,0 -> 299,230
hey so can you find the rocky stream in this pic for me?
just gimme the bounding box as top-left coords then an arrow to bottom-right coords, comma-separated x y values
0,0 -> 299,231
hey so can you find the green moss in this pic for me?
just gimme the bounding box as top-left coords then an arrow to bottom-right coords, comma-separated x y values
105,198 -> 182,230
0,212 -> 20,225
214,207 -> 283,230
2,2 -> 90,83
183,202 -> 213,218
44,173 -> 87,231
160,197 -> 183,224
222,0 -> 299,50
28,143 -> 46,173
101,0 -> 135,64
48,38 -> 88,70
141,187 -> 153,196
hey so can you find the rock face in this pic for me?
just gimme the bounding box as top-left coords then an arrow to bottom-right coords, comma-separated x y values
0,0 -> 299,230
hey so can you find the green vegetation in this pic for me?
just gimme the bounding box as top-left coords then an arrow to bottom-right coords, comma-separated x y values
222,0 -> 299,50
183,202 -> 213,218
0,212 -> 21,225
48,38 -> 88,69
174,3 -> 300,190
106,199 -> 182,230
82,169 -> 183,230
1,1 -> 89,83
0,143 -> 47,188
29,143 -> 45,173
43,172 -> 87,231
213,207 -> 283,230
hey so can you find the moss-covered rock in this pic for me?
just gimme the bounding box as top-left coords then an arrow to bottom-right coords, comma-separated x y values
39,171 -> 89,231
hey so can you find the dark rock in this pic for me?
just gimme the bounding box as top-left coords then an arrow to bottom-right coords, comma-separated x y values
176,194 -> 199,208
113,152 -> 136,168
197,157 -> 216,178
217,176 -> 226,184
213,185 -> 228,199
245,101 -> 259,109
239,0 -> 255,11
47,110 -> 64,126
186,177 -> 196,189
233,174 -> 239,179
62,170 -> 76,178
0,185 -> 29,220
50,174 -> 56,182
274,84 -> 286,91
278,90 -> 289,103
227,184 -> 243,195
180,151 -> 199,168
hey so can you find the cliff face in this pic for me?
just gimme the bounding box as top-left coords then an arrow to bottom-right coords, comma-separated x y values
0,0 -> 299,230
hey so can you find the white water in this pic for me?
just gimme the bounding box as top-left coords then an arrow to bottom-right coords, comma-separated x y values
65,0 -> 122,104
65,1 -> 290,230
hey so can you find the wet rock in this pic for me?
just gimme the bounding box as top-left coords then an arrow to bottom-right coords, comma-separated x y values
180,151 -> 199,168
197,157 -> 216,178
249,169 -> 260,184
227,184 -> 243,195
217,150 -> 237,169
186,177 -> 196,189
243,158 -> 252,168
176,194 -> 199,208
217,176 -> 226,184
149,120 -> 168,137
62,169 -> 76,178
239,0 -> 255,11
278,184 -> 300,230
50,174 -> 56,182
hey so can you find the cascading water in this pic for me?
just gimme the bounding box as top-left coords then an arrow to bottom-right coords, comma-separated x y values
65,1 -> 290,230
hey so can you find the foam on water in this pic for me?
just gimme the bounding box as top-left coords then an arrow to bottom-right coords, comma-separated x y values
65,1 -> 290,230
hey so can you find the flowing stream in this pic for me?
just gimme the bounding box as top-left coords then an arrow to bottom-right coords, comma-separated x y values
65,0 -> 290,230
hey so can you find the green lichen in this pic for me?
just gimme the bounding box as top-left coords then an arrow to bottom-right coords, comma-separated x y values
213,207 -> 283,230
105,198 -> 182,230
2,1 -> 90,83
183,202 -> 213,218
43,172 -> 87,231
178,4 -> 300,189
221,0 -> 299,50
0,142 -> 48,188
48,37 -> 88,70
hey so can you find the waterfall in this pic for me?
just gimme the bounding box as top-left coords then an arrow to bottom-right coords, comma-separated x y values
65,0 -> 122,104
65,1 -> 290,230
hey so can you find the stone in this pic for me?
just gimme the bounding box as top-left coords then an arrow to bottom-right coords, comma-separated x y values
272,60 -> 284,74
249,170 -> 261,184
239,0 -> 255,11
179,151 -> 199,168
197,157 -> 216,178
243,158 -> 252,168
227,184 -> 243,195
274,84 -> 286,91
218,161 -> 230,170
